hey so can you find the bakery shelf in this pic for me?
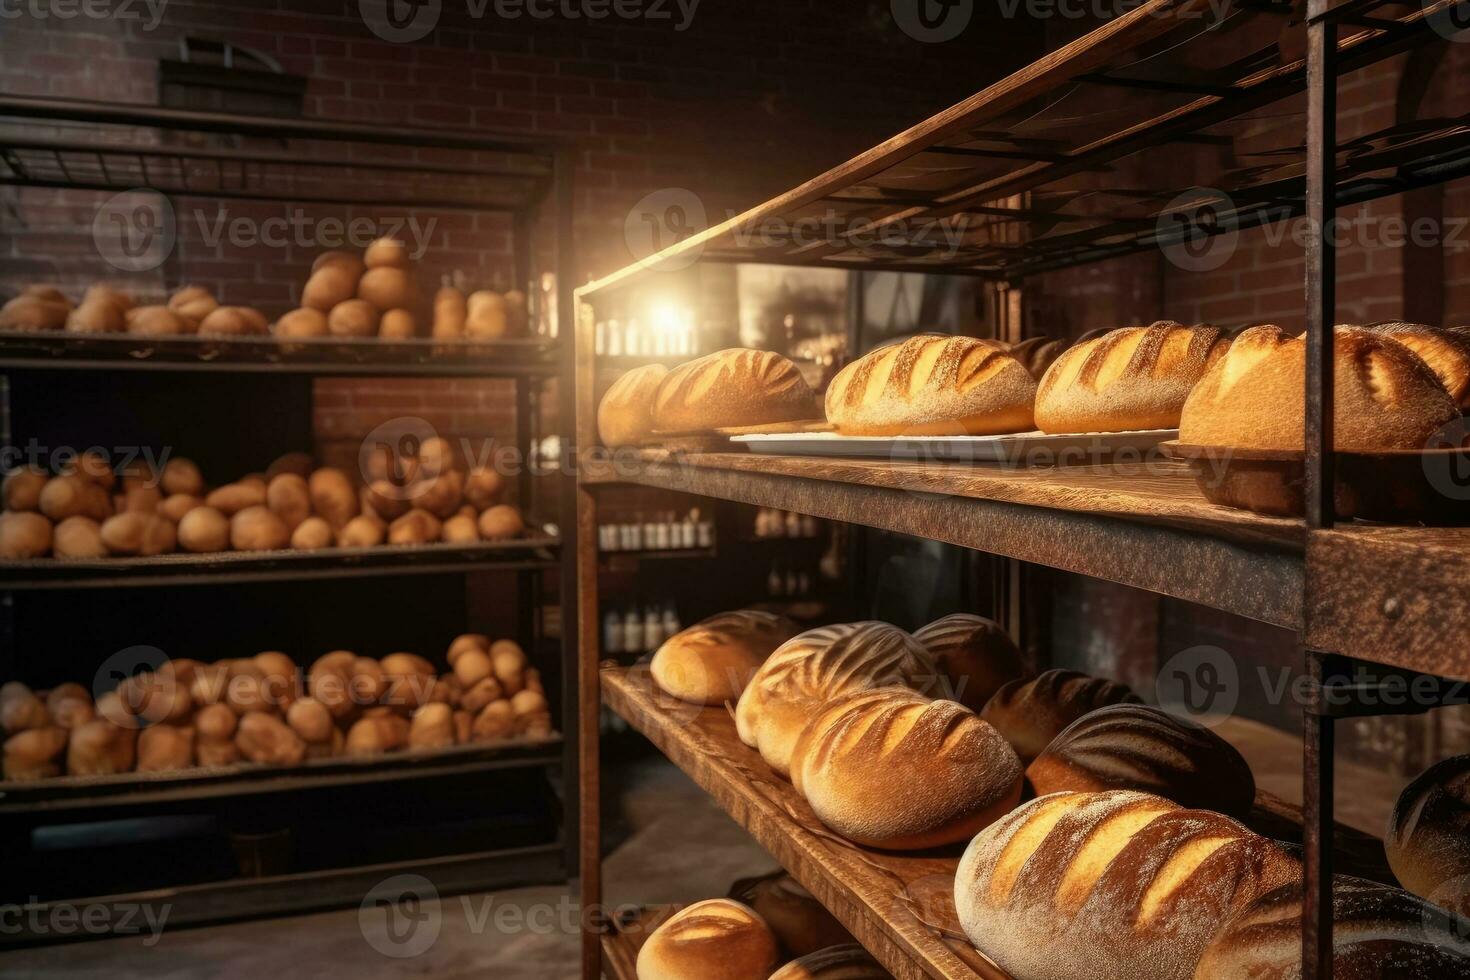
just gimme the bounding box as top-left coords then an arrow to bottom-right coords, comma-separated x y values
601,904 -> 681,980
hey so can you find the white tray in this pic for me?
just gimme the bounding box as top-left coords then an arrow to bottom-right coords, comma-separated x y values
729,429 -> 1177,462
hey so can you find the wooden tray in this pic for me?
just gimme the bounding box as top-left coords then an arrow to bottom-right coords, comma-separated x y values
732,429 -> 1177,463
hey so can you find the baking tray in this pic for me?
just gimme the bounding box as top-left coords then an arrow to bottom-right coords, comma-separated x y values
730,429 -> 1178,463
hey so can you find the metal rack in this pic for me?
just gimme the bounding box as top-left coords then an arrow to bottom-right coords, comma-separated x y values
573,2 -> 1470,978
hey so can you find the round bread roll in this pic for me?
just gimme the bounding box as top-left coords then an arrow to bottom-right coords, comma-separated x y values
198,306 -> 268,336
65,296 -> 125,334
477,504 -> 522,540
912,613 -> 1028,713
63,449 -> 116,489
1370,322 -> 1470,409
1,293 -> 70,332
461,678 -> 502,715
413,468 -> 464,519
980,668 -> 1141,764
791,687 -> 1023,849
66,719 -> 137,775
358,267 -> 415,311
441,513 -> 480,543
100,511 -> 175,556
736,876 -> 853,960
195,702 -> 238,740
2,683 -> 49,734
735,622 -> 938,779
1385,754 -> 1470,917
82,284 -> 133,313
286,698 -> 334,745
308,468 -> 358,528
447,633 -> 491,666
158,493 -> 201,523
236,711 -> 306,765
167,285 -> 217,323
364,238 -> 409,269
364,479 -> 412,521
432,285 -> 467,339
345,713 -> 410,756
471,699 -> 514,740
160,458 -> 205,497
52,515 -> 106,558
39,474 -> 108,522
120,484 -> 163,513
3,726 -> 69,780
1179,324 -> 1460,451
378,308 -> 417,339
654,348 -> 816,434
465,290 -> 507,338
409,702 -> 456,749
637,899 -> 780,980
276,307 -> 330,339
388,509 -> 441,546
0,511 -> 53,559
290,516 -> 333,550
177,506 -> 230,553
2,466 -> 48,512
416,436 -> 459,475
266,451 -> 314,480
1027,703 -> 1256,817
302,265 -> 359,312
650,610 -> 798,705
338,514 -> 386,548
767,944 -> 888,980
598,363 -> 669,447
137,723 -> 194,772
45,683 -> 94,729
125,305 -> 192,336
205,480 -> 267,516
230,505 -> 290,551
327,298 -> 379,337
266,473 -> 311,530
312,249 -> 366,278
463,466 -> 504,510
491,640 -> 528,696
453,649 -> 494,688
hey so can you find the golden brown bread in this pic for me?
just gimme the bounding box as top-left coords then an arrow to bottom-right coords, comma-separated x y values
1385,754 -> 1470,918
650,610 -> 797,706
980,668 -> 1141,763
825,335 -> 1036,436
733,875 -> 853,959
790,687 -> 1023,849
768,944 -> 890,980
1006,336 -> 1069,380
653,348 -> 816,433
912,613 -> 1029,712
3,726 -> 68,779
1035,322 -> 1228,433
734,622 -> 938,779
1180,324 -> 1460,451
598,364 -> 669,446
1026,704 -> 1256,817
1368,321 -> 1470,409
635,899 -> 780,980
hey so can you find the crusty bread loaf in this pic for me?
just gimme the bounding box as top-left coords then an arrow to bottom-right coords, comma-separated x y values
1385,754 -> 1470,917
734,875 -> 853,958
635,899 -> 780,980
650,610 -> 796,705
652,348 -> 815,433
1026,704 -> 1256,817
598,363 -> 669,447
980,668 -> 1141,763
1007,336 -> 1069,381
954,790 -> 1300,980
790,687 -> 1022,849
912,613 -> 1028,712
1180,324 -> 1460,451
735,622 -> 937,778
825,335 -> 1036,436
1035,322 -> 1228,433
768,944 -> 890,980
1369,321 -> 1470,409
1194,876 -> 1470,978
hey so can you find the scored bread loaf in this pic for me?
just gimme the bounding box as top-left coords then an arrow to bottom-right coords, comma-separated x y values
735,622 -> 937,779
1026,703 -> 1256,817
652,348 -> 815,433
733,875 -> 853,959
768,944 -> 891,980
824,335 -> 1037,436
1385,754 -> 1470,917
650,610 -> 797,705
598,363 -> 669,447
1035,321 -> 1229,433
954,790 -> 1301,980
912,613 -> 1029,713
1179,324 -> 1460,451
635,899 -> 780,980
1006,336 -> 1069,381
790,687 -> 1022,849
1193,875 -> 1470,978
980,668 -> 1141,763
1369,321 -> 1470,409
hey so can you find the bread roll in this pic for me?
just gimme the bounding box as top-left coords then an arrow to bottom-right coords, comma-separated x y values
338,514 -> 386,548
302,265 -> 358,312
358,267 -> 415,311
635,899 -> 780,980
1027,704 -> 1256,817
45,684 -> 94,729
167,285 -> 217,323
327,298 -> 378,337
379,308 -> 416,339
441,513 -> 479,543
477,504 -> 522,540
432,286 -> 467,339
447,633 -> 490,666
52,515 -> 106,558
266,451 -> 314,480
100,511 -> 176,556
954,791 -> 1299,980
2,466 -> 47,512
290,516 -> 333,550
66,296 -> 125,333
236,711 -> 306,765
409,703 -> 455,749
177,506 -> 230,553
285,698 -> 334,745
827,335 -> 1036,436
195,702 -> 242,767
159,458 -> 205,497
156,493 -> 200,523
120,484 -> 163,514
312,249 -> 366,278
39,474 -> 101,521
266,473 -> 311,530
388,509 -> 441,545
736,876 -> 853,960
465,290 -> 507,338
650,610 -> 797,705
125,305 -> 192,336
3,726 -> 68,780
598,364 -> 669,446
654,349 -> 816,433
205,481 -> 267,516
0,511 -> 52,559
912,613 -> 1028,713
364,238 -> 409,269
1006,336 -> 1069,381
137,723 -> 194,772
1369,322 -> 1470,409
735,622 -> 938,778
471,699 -> 514,740
463,466 -> 504,510
767,945 -> 888,980
981,668 -> 1141,764
460,677 -> 503,712
309,468 -> 358,529
345,713 -> 409,755
1,683 -> 49,734
1180,324 -> 1460,451
276,307 -> 330,339
67,719 -> 137,775
491,640 -> 528,696
1,292 -> 69,332
230,505 -> 290,551
199,306 -> 268,336
413,468 -> 463,518
1386,754 -> 1470,917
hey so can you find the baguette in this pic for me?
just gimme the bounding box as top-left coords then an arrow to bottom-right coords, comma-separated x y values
653,348 -> 815,433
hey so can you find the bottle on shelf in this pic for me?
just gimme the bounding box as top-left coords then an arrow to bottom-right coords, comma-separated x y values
622,606 -> 641,652
604,608 -> 624,655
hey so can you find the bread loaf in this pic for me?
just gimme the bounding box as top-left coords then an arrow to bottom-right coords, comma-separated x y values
735,622 -> 937,778
954,790 -> 1299,980
980,668 -> 1141,763
1194,876 -> 1470,978
1035,322 -> 1228,433
652,348 -> 816,433
635,899 -> 780,980
1386,754 -> 1470,917
912,613 -> 1028,712
1026,703 -> 1256,817
734,875 -> 853,959
1006,336 -> 1069,380
768,944 -> 890,980
825,335 -> 1036,436
1180,325 -> 1460,451
1369,321 -> 1470,409
790,687 -> 1022,849
597,364 -> 669,447
650,610 -> 797,705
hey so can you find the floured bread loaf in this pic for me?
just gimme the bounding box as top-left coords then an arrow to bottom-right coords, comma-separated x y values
650,610 -> 797,705
954,790 -> 1300,980
735,875 -> 853,958
1385,754 -> 1470,917
636,899 -> 779,980
598,363 -> 668,446
1035,322 -> 1228,433
791,687 -> 1022,849
1194,876 -> 1470,978
1369,321 -> 1470,409
1027,704 -> 1256,817
735,622 -> 937,779
913,613 -> 1028,712
825,335 -> 1036,436
652,348 -> 815,433
1180,324 -> 1459,451
768,944 -> 891,980
980,668 -> 1141,763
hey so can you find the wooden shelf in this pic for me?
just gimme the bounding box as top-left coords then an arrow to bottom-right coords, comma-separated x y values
601,904 -> 681,980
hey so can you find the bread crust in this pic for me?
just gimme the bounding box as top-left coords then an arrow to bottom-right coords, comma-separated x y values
913,613 -> 1029,712
635,899 -> 780,980
650,610 -> 797,705
1369,321 -> 1470,409
767,943 -> 889,980
653,348 -> 815,433
1385,754 -> 1470,918
597,363 -> 668,446
980,668 -> 1140,763
735,875 -> 853,959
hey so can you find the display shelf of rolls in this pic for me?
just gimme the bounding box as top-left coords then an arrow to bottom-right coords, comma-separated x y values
575,3 -> 1470,979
